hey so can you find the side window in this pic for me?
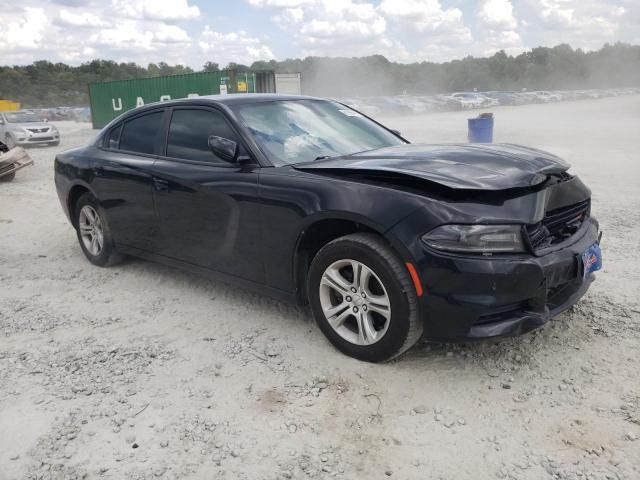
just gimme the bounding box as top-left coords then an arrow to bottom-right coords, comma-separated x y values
166,109 -> 239,163
105,124 -> 122,149
119,111 -> 163,155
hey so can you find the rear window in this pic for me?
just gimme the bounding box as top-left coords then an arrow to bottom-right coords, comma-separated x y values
119,111 -> 163,155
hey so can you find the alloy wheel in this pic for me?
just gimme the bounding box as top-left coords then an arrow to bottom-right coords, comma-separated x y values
319,259 -> 391,346
78,205 -> 104,256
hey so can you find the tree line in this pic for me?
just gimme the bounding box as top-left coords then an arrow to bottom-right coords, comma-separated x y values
0,42 -> 638,108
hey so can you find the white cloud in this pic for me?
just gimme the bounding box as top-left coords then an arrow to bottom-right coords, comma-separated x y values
538,0 -> 575,27
0,4 -> 199,66
379,0 -> 469,35
2,7 -> 48,50
260,0 -> 397,58
152,24 -> 191,43
89,22 -> 156,51
520,0 -> 627,50
111,0 -> 200,21
377,0 -> 472,60
300,0 -> 387,37
248,0 -> 313,7
478,0 -> 518,30
199,28 -> 275,65
273,7 -> 304,25
1,0 -> 639,67
299,16 -> 385,39
58,9 -> 111,28
477,0 -> 522,55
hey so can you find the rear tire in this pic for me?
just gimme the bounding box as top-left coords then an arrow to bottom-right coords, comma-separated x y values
307,233 -> 423,362
74,192 -> 122,267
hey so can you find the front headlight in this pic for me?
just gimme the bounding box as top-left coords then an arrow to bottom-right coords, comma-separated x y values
422,224 -> 525,254
10,126 -> 28,134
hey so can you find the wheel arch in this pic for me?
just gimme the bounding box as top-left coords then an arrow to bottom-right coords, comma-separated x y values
292,212 -> 414,304
66,182 -> 93,228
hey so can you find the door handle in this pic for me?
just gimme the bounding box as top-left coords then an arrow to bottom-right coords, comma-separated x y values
153,177 -> 169,192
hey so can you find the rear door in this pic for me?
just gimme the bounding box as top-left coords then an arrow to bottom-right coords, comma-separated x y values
91,109 -> 165,251
149,106 -> 264,283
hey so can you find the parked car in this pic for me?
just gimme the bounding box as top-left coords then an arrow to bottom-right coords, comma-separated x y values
448,92 -> 486,108
336,98 -> 381,116
533,91 -> 562,102
70,107 -> 92,123
476,94 -> 500,107
0,110 -> 60,147
482,91 -> 527,106
54,94 -> 602,362
432,94 -> 465,111
366,96 -> 413,115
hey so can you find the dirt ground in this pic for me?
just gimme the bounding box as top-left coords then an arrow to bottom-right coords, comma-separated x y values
1,96 -> 639,480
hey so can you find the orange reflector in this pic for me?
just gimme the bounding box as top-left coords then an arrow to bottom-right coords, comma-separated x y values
405,262 -> 424,297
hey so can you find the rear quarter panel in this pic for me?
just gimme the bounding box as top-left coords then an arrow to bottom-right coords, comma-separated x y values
54,146 -> 96,223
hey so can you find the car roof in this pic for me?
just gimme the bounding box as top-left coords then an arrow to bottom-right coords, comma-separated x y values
150,93 -> 324,108
101,94 -> 335,132
116,94 -> 329,121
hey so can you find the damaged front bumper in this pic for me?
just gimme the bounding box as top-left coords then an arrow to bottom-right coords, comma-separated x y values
396,216 -> 600,341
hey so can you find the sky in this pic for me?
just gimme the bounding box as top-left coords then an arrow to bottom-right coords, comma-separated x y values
1,0 -> 639,67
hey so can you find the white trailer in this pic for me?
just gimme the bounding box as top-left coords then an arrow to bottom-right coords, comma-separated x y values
275,73 -> 302,95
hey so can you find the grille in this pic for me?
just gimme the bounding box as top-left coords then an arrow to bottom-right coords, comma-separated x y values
28,136 -> 54,142
474,302 -> 528,326
526,199 -> 590,251
27,127 -> 49,133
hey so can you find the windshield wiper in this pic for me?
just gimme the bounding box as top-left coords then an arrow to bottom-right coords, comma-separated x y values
314,155 -> 332,161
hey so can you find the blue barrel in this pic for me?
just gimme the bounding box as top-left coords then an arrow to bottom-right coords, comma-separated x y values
468,113 -> 494,143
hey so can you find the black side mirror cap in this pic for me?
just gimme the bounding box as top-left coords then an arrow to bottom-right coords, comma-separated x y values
390,129 -> 401,137
208,135 -> 237,162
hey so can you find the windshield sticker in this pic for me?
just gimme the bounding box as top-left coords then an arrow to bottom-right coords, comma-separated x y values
338,109 -> 362,117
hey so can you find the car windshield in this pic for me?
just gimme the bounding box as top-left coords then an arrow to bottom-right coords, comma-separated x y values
232,99 -> 404,165
5,112 -> 40,123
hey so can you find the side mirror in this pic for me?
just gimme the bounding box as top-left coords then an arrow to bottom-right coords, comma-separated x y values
390,129 -> 401,137
208,135 -> 237,162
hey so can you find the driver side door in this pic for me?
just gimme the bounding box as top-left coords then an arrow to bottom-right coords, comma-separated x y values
149,106 -> 264,284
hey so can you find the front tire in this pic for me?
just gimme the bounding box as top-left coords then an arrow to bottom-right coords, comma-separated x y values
74,192 -> 121,267
307,233 -> 423,362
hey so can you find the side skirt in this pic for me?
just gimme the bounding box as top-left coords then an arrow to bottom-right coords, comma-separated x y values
116,244 -> 300,305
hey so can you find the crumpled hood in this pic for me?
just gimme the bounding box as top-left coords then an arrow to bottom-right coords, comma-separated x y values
294,143 -> 570,190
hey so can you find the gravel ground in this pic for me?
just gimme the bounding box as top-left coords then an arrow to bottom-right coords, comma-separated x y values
1,97 -> 639,480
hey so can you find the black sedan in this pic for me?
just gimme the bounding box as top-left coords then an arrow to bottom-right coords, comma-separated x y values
54,94 -> 602,362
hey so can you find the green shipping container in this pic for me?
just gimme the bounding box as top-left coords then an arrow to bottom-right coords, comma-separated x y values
89,70 -> 266,129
